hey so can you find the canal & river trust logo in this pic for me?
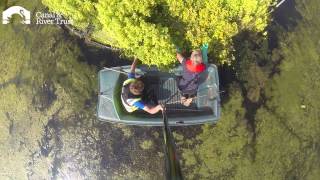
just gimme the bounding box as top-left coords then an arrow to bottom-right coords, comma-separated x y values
2,6 -> 31,24
2,6 -> 73,25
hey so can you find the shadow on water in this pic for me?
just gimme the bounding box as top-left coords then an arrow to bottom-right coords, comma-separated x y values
38,112 -> 64,179
58,25 -> 131,69
268,0 -> 302,50
77,40 -> 131,69
272,0 -> 302,31
218,64 -> 236,104
32,80 -> 57,111
219,0 -> 303,104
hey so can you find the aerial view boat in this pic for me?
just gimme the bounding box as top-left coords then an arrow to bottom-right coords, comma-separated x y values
97,46 -> 220,126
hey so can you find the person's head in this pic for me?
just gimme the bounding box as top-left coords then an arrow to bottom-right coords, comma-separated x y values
190,50 -> 203,65
129,80 -> 144,95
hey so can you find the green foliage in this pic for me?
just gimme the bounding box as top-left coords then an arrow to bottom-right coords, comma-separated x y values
42,0 -> 275,66
42,0 -> 96,29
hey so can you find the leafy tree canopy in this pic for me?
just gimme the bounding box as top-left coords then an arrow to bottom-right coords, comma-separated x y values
42,0 -> 275,66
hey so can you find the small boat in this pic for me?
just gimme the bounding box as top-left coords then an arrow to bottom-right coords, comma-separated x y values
97,63 -> 221,126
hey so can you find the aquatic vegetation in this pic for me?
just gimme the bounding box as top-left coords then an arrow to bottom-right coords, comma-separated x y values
181,89 -> 249,179
153,131 -> 160,138
114,123 -> 136,138
0,1 -> 97,178
180,0 -> 320,179
1,0 -> 320,179
172,132 -> 184,141
140,139 -> 154,150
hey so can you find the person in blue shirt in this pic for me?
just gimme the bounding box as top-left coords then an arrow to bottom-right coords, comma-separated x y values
121,58 -> 163,114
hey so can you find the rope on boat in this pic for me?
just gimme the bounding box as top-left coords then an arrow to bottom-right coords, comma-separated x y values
269,0 -> 288,13
276,0 -> 287,8
103,67 -> 129,75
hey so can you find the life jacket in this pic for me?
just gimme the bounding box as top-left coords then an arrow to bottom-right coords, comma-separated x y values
186,59 -> 206,73
121,79 -> 142,112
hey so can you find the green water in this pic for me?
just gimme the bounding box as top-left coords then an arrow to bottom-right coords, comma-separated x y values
0,0 -> 168,179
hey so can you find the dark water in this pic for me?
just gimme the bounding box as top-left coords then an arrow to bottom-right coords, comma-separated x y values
273,0 -> 302,30
58,25 -> 131,69
77,40 -> 131,68
221,0 -> 302,93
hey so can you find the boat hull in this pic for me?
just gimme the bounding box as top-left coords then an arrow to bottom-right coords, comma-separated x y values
97,65 -> 220,126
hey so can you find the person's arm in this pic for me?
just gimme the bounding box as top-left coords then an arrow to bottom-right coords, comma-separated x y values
130,57 -> 138,74
143,105 -> 163,114
132,101 -> 162,114
176,52 -> 184,64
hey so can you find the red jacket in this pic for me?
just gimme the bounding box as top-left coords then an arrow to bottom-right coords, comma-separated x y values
185,59 -> 206,73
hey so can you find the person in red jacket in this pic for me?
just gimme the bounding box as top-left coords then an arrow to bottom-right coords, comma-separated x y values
176,50 -> 206,106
